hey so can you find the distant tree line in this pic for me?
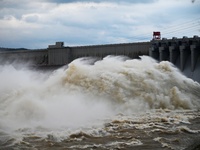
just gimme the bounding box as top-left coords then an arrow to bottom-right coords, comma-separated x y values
0,47 -> 28,51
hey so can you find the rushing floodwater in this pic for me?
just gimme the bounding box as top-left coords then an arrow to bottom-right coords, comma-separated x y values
0,56 -> 200,150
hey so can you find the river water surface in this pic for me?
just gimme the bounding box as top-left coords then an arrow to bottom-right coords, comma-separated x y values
0,56 -> 200,150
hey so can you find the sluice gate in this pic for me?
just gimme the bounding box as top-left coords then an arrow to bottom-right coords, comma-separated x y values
149,36 -> 200,83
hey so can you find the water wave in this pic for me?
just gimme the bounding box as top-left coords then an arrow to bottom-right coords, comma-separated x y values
0,56 -> 200,148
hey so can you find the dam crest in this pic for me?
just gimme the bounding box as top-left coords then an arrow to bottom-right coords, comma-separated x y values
0,36 -> 200,83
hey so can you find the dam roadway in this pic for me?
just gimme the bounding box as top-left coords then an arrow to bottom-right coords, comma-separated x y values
0,36 -> 200,83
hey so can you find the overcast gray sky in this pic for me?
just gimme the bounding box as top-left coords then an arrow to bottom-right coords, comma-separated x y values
0,0 -> 200,49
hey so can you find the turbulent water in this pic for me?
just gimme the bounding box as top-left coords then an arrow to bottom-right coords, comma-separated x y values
0,56 -> 200,150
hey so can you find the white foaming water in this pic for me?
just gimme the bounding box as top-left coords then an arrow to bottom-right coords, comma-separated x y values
0,56 -> 200,143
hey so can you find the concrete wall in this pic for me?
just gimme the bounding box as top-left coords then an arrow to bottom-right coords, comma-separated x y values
149,36 -> 200,83
45,42 -> 151,66
0,41 -> 151,66
48,47 -> 71,65
0,49 -> 47,65
71,42 -> 150,60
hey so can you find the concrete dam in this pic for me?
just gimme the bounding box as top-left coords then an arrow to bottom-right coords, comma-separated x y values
0,36 -> 200,83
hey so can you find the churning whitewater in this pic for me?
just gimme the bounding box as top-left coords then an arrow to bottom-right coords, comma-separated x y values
0,56 -> 200,149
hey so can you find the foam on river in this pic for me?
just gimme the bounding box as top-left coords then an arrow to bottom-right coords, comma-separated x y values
0,56 -> 200,149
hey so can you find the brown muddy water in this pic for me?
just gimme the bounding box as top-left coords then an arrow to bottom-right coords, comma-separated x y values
1,56 -> 200,150
2,110 -> 200,150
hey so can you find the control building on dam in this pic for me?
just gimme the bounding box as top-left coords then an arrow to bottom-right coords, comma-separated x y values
0,36 -> 200,83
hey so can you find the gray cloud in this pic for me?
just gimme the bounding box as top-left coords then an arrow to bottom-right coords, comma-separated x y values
0,0 -> 199,48
47,0 -> 157,4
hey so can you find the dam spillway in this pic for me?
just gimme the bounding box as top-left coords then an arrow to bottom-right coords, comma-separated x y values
149,36 -> 200,83
0,36 -> 200,83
